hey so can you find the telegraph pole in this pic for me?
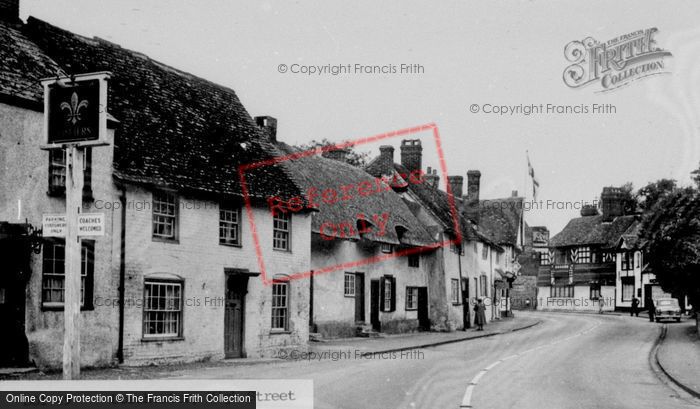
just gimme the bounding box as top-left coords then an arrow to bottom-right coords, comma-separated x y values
63,145 -> 84,380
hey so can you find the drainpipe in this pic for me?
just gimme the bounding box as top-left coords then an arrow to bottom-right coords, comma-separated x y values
117,187 -> 126,363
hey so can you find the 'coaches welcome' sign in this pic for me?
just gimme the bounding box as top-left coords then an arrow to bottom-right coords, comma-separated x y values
41,72 -> 111,148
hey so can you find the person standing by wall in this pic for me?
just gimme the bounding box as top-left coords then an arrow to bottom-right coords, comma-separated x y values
474,299 -> 487,331
631,297 -> 640,317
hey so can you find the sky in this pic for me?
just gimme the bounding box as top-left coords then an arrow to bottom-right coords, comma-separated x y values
21,0 -> 700,235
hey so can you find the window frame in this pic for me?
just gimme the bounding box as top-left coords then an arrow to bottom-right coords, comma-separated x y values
576,246 -> 591,264
142,279 -> 184,340
450,278 -> 460,304
152,191 -> 179,242
481,244 -> 488,260
408,253 -> 420,268
539,251 -> 550,265
405,287 -> 419,311
621,276 -> 634,301
219,204 -> 242,247
380,275 -> 396,312
381,243 -> 393,254
47,148 -> 93,198
344,273 -> 356,297
271,278 -> 290,331
273,212 -> 292,252
550,285 -> 574,298
41,238 -> 94,311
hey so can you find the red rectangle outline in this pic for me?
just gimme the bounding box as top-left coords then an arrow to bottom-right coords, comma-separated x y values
238,123 -> 462,285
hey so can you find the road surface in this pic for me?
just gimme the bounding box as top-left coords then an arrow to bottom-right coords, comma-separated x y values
168,311 -> 700,409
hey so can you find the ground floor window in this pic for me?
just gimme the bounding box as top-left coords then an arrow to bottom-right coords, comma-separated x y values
271,278 -> 289,330
380,275 -> 396,312
406,287 -> 418,310
344,273 -> 355,297
621,277 -> 634,301
550,285 -> 574,298
143,280 -> 183,338
42,239 -> 94,309
451,279 -> 460,304
589,283 -> 601,300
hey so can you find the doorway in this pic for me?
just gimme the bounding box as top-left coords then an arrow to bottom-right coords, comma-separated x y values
417,287 -> 430,330
354,273 -> 365,323
224,273 -> 248,358
0,223 -> 31,367
370,279 -> 380,331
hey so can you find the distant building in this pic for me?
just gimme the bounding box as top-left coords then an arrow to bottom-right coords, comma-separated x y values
536,187 -> 664,312
512,225 -> 549,310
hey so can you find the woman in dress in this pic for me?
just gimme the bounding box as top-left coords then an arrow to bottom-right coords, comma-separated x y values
474,298 -> 487,331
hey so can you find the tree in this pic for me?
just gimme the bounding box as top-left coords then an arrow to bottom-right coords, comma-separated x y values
641,185 -> 700,323
636,179 -> 677,212
294,138 -> 370,167
619,182 -> 638,214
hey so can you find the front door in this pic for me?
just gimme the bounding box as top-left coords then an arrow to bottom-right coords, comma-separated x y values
0,224 -> 31,367
354,273 -> 365,323
370,279 -> 380,331
644,284 -> 653,310
224,274 -> 247,358
462,278 -> 470,329
417,287 -> 430,330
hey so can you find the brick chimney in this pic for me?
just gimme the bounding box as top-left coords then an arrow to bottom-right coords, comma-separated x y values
322,147 -> 350,163
464,170 -> 481,224
0,0 -> 20,25
601,187 -> 625,222
400,139 -> 422,172
447,175 -> 464,198
424,167 -> 439,188
379,145 -> 394,164
254,116 -> 277,142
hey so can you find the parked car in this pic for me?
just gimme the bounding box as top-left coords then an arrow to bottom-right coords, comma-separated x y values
653,298 -> 682,322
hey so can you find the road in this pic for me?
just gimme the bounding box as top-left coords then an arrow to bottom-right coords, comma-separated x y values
168,312 -> 700,409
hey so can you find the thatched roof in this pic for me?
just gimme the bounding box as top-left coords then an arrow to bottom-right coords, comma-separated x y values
276,143 -> 435,247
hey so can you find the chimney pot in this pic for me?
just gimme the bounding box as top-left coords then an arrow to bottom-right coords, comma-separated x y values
400,139 -> 422,172
254,116 -> 277,142
322,147 -> 350,163
379,145 -> 394,162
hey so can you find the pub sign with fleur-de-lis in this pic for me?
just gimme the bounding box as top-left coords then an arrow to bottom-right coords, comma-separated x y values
47,79 -> 100,144
41,72 -> 111,149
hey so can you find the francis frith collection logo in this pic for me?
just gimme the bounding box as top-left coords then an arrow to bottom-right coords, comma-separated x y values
563,28 -> 672,92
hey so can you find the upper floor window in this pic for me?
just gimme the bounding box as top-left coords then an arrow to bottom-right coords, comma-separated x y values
42,239 -> 94,309
273,212 -> 291,251
381,243 -> 393,253
495,251 -> 502,264
451,240 -> 464,255
219,205 -> 241,246
408,253 -> 420,268
573,246 -> 591,264
481,244 -> 488,260
539,251 -> 550,265
48,148 -> 92,197
620,252 -> 633,270
480,275 -> 488,298
152,191 -> 178,241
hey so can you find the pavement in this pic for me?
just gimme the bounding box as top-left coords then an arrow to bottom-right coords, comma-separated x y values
307,314 -> 541,356
656,318 -> 700,398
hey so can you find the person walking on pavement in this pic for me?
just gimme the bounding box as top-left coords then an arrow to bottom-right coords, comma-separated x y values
649,300 -> 656,322
599,296 -> 605,314
631,297 -> 640,317
474,298 -> 487,331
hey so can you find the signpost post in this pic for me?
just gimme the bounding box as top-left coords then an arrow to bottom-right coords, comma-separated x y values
41,72 -> 111,380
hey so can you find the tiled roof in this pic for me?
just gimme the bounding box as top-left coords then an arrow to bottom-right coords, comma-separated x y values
476,197 -> 523,247
549,214 -> 638,249
17,17 -> 303,202
277,143 -> 434,247
0,21 -> 64,107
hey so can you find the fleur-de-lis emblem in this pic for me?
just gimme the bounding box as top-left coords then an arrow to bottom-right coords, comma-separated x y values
60,92 -> 89,125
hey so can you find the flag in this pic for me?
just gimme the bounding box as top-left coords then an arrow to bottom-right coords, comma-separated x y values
527,152 -> 540,200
